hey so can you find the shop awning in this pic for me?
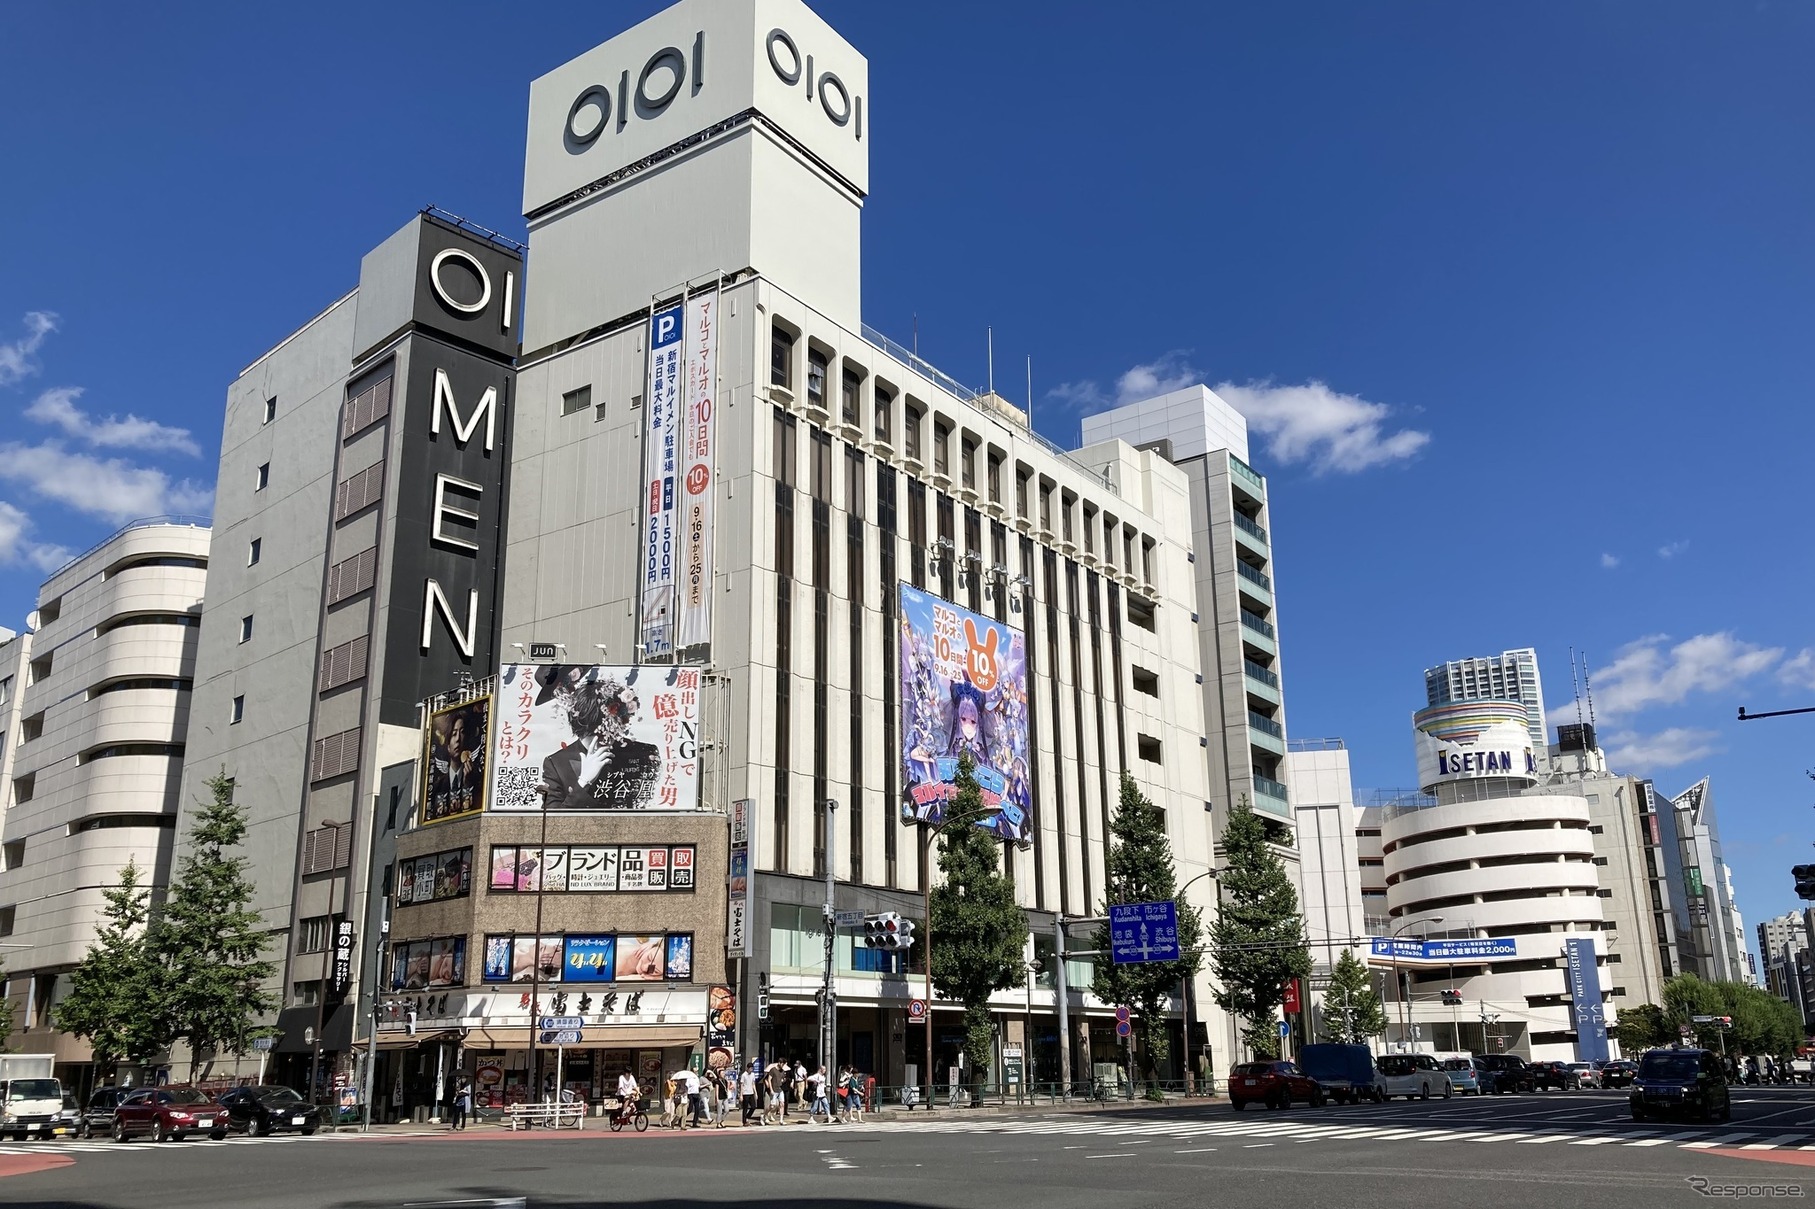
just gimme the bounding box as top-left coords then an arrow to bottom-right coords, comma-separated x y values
373,1030 -> 463,1051
466,1025 -> 702,1050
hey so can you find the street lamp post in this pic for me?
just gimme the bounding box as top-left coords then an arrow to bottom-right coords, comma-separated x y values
1023,958 -> 1040,1106
1389,915 -> 1444,1053
1171,868 -> 1221,1085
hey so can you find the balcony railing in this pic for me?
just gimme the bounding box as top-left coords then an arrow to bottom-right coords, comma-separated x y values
1247,711 -> 1283,739
1244,659 -> 1280,689
1229,454 -> 1266,490
1233,512 -> 1269,545
1254,775 -> 1289,802
1239,609 -> 1275,639
1236,562 -> 1271,592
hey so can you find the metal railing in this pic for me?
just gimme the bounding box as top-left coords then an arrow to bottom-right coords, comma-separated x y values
1236,561 -> 1272,592
1287,736 -> 1346,752
1248,711 -> 1284,739
1239,608 -> 1275,639
45,514 -> 211,581
1254,774 -> 1290,802
1243,659 -> 1280,689
1233,512 -> 1269,544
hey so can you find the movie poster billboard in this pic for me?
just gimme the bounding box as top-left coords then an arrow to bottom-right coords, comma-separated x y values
897,583 -> 1032,841
640,302 -> 684,657
491,664 -> 701,812
676,290 -> 718,650
422,696 -> 490,824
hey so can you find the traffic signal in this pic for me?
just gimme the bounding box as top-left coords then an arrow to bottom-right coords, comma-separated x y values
864,914 -> 889,949
864,913 -> 911,950
1440,989 -> 1462,1006
893,918 -> 916,953
405,1006 -> 417,1036
1794,865 -> 1815,901
757,973 -> 771,1020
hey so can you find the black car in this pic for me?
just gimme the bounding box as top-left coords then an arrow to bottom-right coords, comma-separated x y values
1600,1060 -> 1638,1089
214,1086 -> 325,1136
1530,1060 -> 1580,1091
1630,1048 -> 1731,1123
77,1086 -> 135,1140
1475,1054 -> 1535,1094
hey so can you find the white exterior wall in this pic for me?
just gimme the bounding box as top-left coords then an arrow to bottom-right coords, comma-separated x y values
0,522 -> 210,1056
1286,743 -> 1365,973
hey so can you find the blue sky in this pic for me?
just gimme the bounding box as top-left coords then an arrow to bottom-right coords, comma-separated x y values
3,3 -> 1812,958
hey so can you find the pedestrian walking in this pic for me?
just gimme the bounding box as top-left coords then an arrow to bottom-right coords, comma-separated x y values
686,1067 -> 706,1128
808,1064 -> 830,1124
707,1065 -> 729,1128
739,1063 -> 759,1126
451,1076 -> 472,1130
795,1059 -> 809,1112
764,1061 -> 787,1125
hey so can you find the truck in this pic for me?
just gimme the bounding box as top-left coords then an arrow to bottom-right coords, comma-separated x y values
0,1055 -> 63,1140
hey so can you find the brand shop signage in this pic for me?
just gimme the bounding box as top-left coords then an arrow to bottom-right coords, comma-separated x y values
1412,700 -> 1538,793
375,223 -> 522,727
523,0 -> 870,213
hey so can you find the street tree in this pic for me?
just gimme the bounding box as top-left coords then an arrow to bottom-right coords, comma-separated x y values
55,859 -> 164,1072
929,757 -> 1029,1103
0,961 -> 13,1047
1608,1002 -> 1672,1051
1208,796 -> 1311,1058
152,771 -> 276,1079
1319,947 -> 1387,1043
1091,772 -> 1204,1090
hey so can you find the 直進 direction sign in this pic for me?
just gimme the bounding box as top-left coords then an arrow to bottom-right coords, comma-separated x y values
1110,901 -> 1180,964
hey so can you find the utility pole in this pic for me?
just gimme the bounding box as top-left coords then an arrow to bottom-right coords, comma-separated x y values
819,801 -> 838,1072
360,914 -> 388,1131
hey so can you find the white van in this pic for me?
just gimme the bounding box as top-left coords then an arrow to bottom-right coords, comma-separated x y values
0,1077 -> 66,1140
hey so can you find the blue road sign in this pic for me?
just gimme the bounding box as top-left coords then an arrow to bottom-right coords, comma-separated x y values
539,1016 -> 583,1031
1116,1020 -> 1132,1038
539,1030 -> 583,1045
1279,1020 -> 1291,1039
1110,901 -> 1180,964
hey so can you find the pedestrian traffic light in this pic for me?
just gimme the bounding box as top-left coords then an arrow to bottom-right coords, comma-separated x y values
1794,865 -> 1815,901
406,1006 -> 417,1036
1440,989 -> 1462,1006
893,918 -> 915,953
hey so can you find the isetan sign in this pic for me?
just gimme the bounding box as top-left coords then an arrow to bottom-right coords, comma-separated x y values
1412,700 -> 1540,794
523,0 -> 869,215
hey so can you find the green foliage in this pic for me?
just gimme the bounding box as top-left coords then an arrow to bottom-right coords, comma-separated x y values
1091,772 -> 1204,1082
54,860 -> 165,1069
151,772 -> 277,1072
1320,948 -> 1387,1043
0,960 -> 13,1048
1609,1002 -> 1672,1051
1208,797 -> 1311,1058
1662,974 -> 1803,1056
929,759 -> 1029,1095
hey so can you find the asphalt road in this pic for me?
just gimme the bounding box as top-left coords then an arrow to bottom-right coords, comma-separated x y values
8,1088 -> 1815,1209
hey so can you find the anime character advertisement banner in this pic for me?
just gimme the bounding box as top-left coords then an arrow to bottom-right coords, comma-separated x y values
491,664 -> 702,812
897,583 -> 1032,841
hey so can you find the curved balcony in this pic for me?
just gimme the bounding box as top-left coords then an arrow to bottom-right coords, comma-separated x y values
99,564 -> 206,627
1382,796 -> 1590,851
86,626 -> 198,686
74,753 -> 185,819
1389,861 -> 1600,911
1386,828 -> 1596,876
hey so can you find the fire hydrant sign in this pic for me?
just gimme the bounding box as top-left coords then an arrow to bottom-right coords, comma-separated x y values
1110,901 -> 1180,964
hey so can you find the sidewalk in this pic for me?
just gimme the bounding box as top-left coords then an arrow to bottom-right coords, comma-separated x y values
335,1094 -> 1224,1136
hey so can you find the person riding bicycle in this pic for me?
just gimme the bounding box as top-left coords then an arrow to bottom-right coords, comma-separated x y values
614,1072 -> 641,1125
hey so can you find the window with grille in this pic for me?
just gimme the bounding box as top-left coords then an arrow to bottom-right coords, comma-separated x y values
334,462 -> 385,520
309,727 -> 361,782
318,636 -> 370,693
342,376 -> 393,439
301,824 -> 352,874
297,915 -> 330,953
327,548 -> 378,604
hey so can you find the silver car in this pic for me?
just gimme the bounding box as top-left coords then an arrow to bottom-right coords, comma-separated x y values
1376,1053 -> 1453,1100
1566,1062 -> 1601,1089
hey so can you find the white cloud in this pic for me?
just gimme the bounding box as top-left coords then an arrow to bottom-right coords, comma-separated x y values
1046,351 -> 1201,416
0,500 -> 75,574
0,311 -> 58,387
1605,726 -> 1722,771
1212,379 -> 1432,475
1600,552 -> 1620,569
0,442 -> 213,525
1658,540 -> 1690,559
1778,649 -> 1815,693
24,386 -> 200,456
1587,632 -> 1783,719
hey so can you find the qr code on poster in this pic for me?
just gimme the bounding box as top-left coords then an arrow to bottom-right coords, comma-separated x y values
494,766 -> 540,810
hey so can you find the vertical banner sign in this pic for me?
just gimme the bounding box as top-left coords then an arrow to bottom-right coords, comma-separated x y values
329,916 -> 355,1001
727,797 -> 755,958
640,303 -> 684,657
1564,937 -> 1611,1063
677,290 -> 718,650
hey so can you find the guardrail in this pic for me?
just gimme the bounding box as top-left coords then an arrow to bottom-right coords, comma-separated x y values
505,1102 -> 585,1130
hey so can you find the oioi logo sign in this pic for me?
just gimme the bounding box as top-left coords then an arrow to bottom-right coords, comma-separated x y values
564,26 -> 864,155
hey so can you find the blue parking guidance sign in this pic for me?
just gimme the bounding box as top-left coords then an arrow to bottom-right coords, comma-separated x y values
1110,901 -> 1180,964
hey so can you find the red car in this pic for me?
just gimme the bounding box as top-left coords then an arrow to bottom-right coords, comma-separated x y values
112,1087 -> 227,1142
1229,1060 -> 1326,1110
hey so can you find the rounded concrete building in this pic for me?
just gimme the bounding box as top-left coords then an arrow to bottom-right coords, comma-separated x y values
1374,700 -> 1613,1063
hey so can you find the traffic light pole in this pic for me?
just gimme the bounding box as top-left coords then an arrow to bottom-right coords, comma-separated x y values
819,801 -> 838,1073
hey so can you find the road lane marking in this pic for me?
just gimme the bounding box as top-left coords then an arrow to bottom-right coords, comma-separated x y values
1243,1143 -> 1274,1148
1085,1153 -> 1135,1159
1742,1136 -> 1804,1150
1174,1148 -> 1218,1154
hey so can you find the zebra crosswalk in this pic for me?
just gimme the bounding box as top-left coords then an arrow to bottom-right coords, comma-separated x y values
883,1113 -> 1815,1154
0,1134 -> 323,1157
